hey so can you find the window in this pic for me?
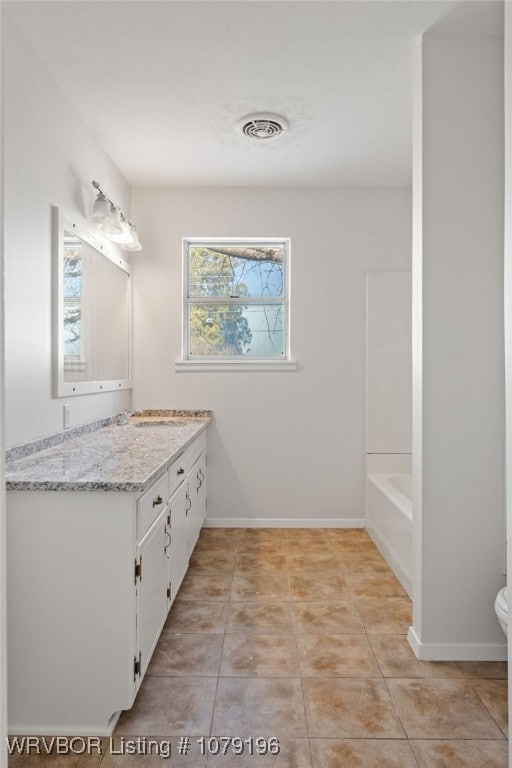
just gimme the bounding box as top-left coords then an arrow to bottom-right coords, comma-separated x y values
179,238 -> 294,369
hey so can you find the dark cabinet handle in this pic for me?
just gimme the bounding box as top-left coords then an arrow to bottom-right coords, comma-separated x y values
152,495 -> 163,507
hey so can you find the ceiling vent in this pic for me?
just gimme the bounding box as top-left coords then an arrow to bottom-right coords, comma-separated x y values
238,113 -> 288,140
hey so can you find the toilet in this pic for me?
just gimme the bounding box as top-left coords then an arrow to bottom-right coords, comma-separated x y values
495,587 -> 508,637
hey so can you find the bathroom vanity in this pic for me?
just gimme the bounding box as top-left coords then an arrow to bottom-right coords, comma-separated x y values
5,411 -> 210,735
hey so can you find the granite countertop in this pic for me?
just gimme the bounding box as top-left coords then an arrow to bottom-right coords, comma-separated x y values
5,410 -> 212,492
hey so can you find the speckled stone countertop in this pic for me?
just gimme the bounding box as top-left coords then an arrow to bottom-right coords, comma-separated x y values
5,410 -> 212,492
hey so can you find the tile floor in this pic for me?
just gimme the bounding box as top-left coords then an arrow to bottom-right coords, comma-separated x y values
9,528 -> 509,767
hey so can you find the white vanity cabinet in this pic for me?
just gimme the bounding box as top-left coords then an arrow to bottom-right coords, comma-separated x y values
136,508 -> 169,682
167,481 -> 190,600
189,451 -> 207,554
6,429 -> 208,737
166,432 -> 207,598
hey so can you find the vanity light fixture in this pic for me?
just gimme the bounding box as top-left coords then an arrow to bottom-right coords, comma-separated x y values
89,180 -> 142,251
109,212 -> 133,244
100,205 -> 124,236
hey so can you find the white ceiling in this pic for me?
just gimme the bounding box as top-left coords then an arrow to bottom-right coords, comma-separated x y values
5,0 -> 504,188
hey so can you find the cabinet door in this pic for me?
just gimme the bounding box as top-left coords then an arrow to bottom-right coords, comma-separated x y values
168,481 -> 190,601
136,508 -> 169,684
189,452 -> 207,555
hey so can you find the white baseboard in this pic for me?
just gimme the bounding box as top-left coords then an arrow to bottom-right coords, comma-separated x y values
204,517 -> 365,529
408,625 -> 507,661
7,722 -> 118,738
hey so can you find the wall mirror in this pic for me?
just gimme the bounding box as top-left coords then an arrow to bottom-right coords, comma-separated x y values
52,206 -> 132,397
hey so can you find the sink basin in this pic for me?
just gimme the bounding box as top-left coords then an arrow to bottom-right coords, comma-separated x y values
132,420 -> 188,427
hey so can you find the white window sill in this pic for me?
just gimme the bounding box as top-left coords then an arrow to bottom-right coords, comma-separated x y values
175,359 -> 297,372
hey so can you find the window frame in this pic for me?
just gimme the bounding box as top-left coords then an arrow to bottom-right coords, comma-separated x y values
178,237 -> 295,371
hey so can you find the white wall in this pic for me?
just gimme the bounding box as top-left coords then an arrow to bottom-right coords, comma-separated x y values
411,33 -> 506,659
504,0 -> 512,754
3,18 -> 132,448
366,271 -> 412,454
0,4 -> 7,763
132,187 -> 411,525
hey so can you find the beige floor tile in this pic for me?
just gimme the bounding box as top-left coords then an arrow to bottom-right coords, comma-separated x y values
231,573 -> 290,601
101,753 -> 176,767
286,554 -> 339,572
292,601 -> 365,634
353,597 -> 412,634
310,738 -> 419,768
338,553 -> 393,575
326,528 -> 369,539
177,572 -> 232,601
387,679 -> 505,739
410,739 -> 509,768
284,541 -> 334,556
289,573 -> 349,601
297,634 -> 381,677
170,753 -> 209,768
110,527 -> 510,764
456,660 -> 508,678
147,633 -> 223,676
283,529 -> 332,541
194,538 -> 238,556
239,528 -> 285,542
198,527 -> 241,543
212,678 -> 307,737
471,678 -> 508,735
206,738 -> 311,767
188,551 -> 236,574
163,600 -> 228,634
236,539 -> 287,556
7,745 -> 104,767
346,573 -> 407,599
329,538 -> 380,555
303,678 -> 404,738
102,737 -> 207,767
227,602 -> 294,633
369,635 -> 464,678
221,633 -> 299,676
234,553 -> 287,573
115,677 -> 217,735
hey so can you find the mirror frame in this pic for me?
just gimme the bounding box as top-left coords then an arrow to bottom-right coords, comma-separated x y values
52,205 -> 132,397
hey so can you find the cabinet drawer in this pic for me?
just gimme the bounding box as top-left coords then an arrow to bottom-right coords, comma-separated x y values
137,473 -> 169,541
188,431 -> 206,467
168,432 -> 206,498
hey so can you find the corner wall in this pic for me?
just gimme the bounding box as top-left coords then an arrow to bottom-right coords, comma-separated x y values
411,32 -> 506,659
3,17 -> 131,447
0,3 -> 7,762
132,186 -> 411,525
504,0 -> 512,753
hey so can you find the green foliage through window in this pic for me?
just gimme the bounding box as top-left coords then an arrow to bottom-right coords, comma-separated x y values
184,241 -> 289,359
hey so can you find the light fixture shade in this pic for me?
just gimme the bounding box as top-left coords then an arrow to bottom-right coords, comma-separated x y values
89,181 -> 142,251
122,225 -> 142,251
100,205 -> 124,235
109,214 -> 133,245
90,192 -> 112,223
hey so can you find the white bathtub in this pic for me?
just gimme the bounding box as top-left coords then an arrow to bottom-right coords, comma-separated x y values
365,465 -> 412,597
